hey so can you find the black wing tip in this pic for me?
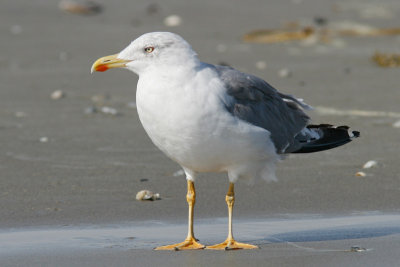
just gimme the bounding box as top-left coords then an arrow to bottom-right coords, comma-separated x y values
352,131 -> 360,138
291,124 -> 360,154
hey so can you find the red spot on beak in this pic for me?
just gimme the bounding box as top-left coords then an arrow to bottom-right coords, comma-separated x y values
96,65 -> 109,72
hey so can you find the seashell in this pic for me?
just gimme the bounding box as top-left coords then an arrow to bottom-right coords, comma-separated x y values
350,246 -> 367,252
164,15 -> 182,27
355,171 -> 366,177
278,68 -> 292,78
101,106 -> 118,115
40,137 -> 49,143
255,61 -> 267,70
362,160 -> 377,169
51,90 -> 65,100
136,190 -> 160,201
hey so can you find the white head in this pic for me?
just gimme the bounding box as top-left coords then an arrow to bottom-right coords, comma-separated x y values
91,32 -> 198,75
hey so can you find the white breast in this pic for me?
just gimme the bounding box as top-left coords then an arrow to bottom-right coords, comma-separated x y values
135,66 -> 275,173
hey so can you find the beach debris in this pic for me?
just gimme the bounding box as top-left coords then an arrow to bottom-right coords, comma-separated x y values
173,169 -> 185,177
100,106 -> 118,116
243,21 -> 400,45
15,111 -> 27,118
136,190 -> 161,201
372,52 -> 400,68
140,178 -> 149,182
355,171 -> 366,177
278,68 -> 292,78
10,25 -> 23,35
39,137 -> 49,143
59,0 -> 102,15
243,26 -> 314,44
255,61 -> 267,70
362,160 -> 377,169
164,15 -> 182,27
350,246 -> 367,252
51,90 -> 65,100
392,120 -> 400,128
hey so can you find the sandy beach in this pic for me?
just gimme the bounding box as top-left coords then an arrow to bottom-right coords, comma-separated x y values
1,0 -> 400,266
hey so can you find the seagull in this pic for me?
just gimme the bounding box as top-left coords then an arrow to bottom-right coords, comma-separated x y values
91,32 -> 359,250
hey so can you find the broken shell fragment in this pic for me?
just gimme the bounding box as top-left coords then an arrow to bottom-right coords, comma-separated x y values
136,190 -> 161,201
350,246 -> 367,252
51,90 -> 65,100
362,160 -> 377,169
100,106 -> 118,115
355,171 -> 366,177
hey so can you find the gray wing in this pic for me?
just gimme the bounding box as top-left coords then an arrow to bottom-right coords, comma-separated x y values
215,65 -> 310,153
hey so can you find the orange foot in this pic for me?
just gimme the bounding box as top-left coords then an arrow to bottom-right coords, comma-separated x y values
206,239 -> 259,250
154,237 -> 205,251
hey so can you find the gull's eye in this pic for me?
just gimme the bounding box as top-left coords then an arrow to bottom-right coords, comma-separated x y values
144,46 -> 155,53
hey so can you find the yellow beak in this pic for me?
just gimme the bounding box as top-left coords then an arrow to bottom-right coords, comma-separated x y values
91,54 -> 132,73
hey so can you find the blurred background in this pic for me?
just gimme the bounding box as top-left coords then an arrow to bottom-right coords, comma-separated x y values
1,0 -> 399,229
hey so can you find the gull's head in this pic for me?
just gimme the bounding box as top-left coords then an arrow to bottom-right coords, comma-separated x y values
91,32 -> 198,75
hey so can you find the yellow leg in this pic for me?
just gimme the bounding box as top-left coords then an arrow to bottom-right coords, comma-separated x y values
155,180 -> 205,250
206,183 -> 259,250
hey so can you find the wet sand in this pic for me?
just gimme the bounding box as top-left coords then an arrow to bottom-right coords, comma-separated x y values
1,0 -> 400,266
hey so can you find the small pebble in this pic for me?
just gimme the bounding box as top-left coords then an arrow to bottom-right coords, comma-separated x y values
355,171 -> 366,177
140,178 -> 149,182
51,90 -> 65,100
136,190 -> 160,201
10,25 -> 23,35
164,15 -> 182,27
392,120 -> 400,128
278,68 -> 292,78
173,169 -> 185,177
362,160 -> 377,169
40,137 -> 49,143
101,106 -> 118,115
255,61 -> 267,70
